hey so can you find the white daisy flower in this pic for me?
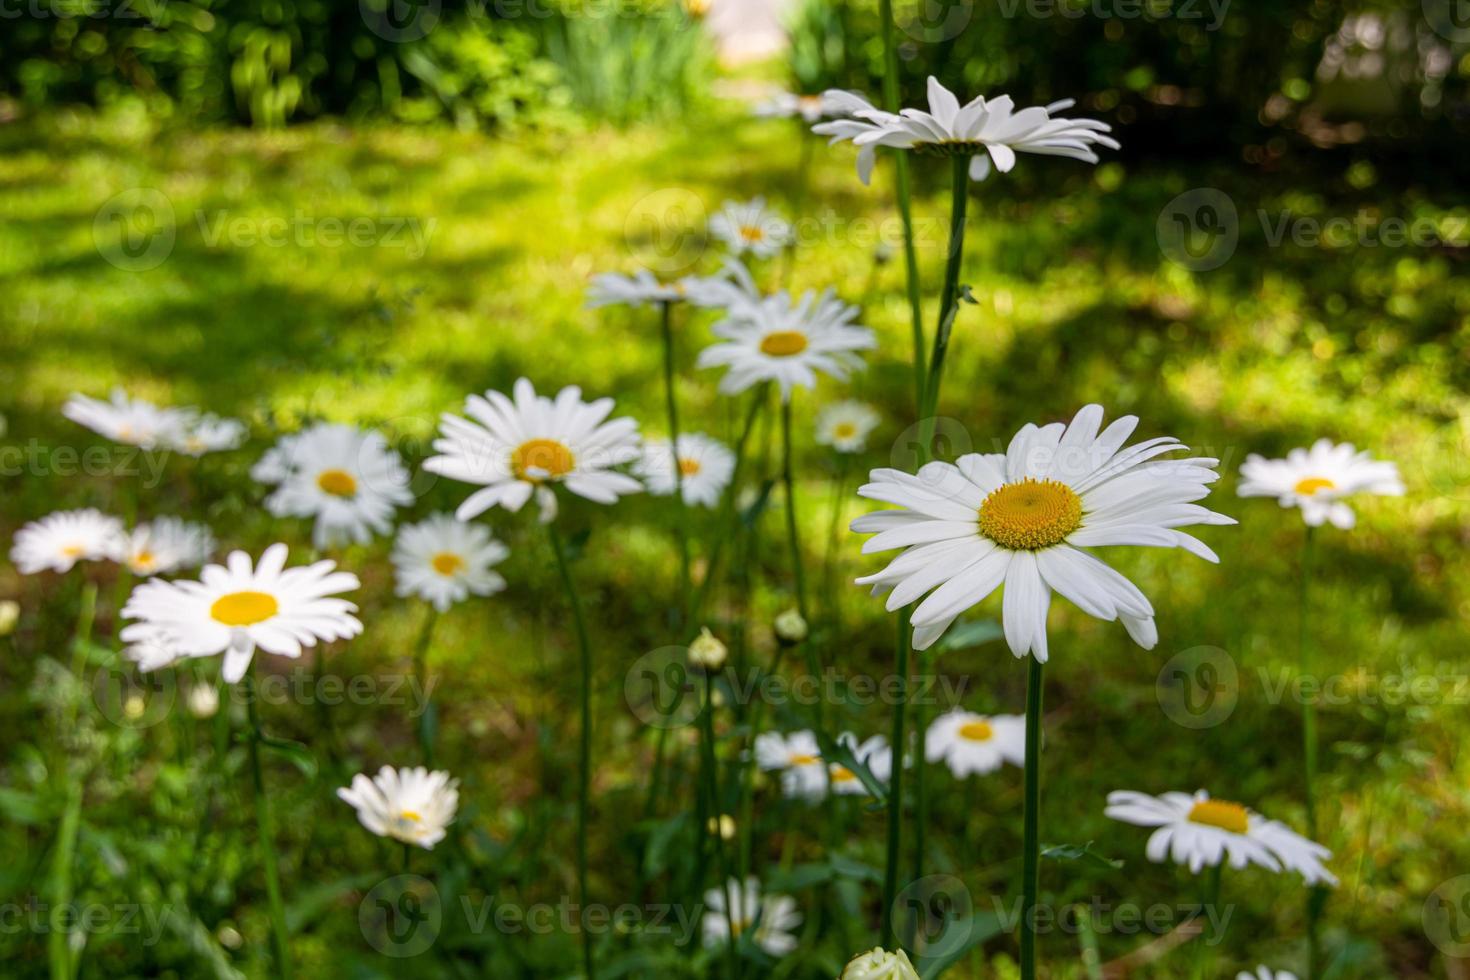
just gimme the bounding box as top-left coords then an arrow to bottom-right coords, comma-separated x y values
423,378 -> 643,524
252,422 -> 413,550
1237,439 -> 1403,530
586,269 -> 732,309
841,947 -> 921,980
925,709 -> 1025,777
63,389 -> 190,449
708,197 -> 793,259
697,288 -> 874,401
10,509 -> 123,574
107,517 -> 215,576
123,625 -> 188,672
816,400 -> 881,453
813,77 -> 1119,185
830,732 -> 891,796
754,729 -> 829,802
851,404 -> 1233,657
175,413 -> 247,456
337,765 -> 460,850
755,90 -> 854,123
1239,968 -> 1298,980
1105,790 -> 1337,885
702,877 -> 802,958
391,514 -> 509,612
634,433 -> 735,507
120,543 -> 362,683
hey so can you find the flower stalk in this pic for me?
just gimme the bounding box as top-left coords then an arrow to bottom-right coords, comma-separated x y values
245,667 -> 293,980
1021,656 -> 1045,980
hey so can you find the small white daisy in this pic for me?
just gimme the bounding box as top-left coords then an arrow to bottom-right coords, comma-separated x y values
841,948 -> 921,980
391,514 -> 509,612
702,877 -> 802,958
708,197 -> 793,259
586,269 -> 731,309
925,709 -> 1025,777
829,732 -> 891,796
1239,968 -> 1298,980
852,404 -> 1233,656
424,377 -> 643,524
634,433 -> 735,507
697,287 -> 874,401
63,389 -> 190,449
754,729 -> 829,802
1237,439 -> 1403,530
107,517 -> 215,576
252,422 -> 413,550
1105,790 -> 1337,885
10,509 -> 123,574
816,400 -> 881,453
120,543 -> 362,683
755,90 -> 854,123
175,413 -> 247,456
337,765 -> 460,850
813,77 -> 1118,185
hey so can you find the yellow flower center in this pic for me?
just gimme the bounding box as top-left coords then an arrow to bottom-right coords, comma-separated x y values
133,550 -> 157,571
789,753 -> 819,766
959,720 -> 994,742
400,810 -> 423,823
1294,477 -> 1335,496
830,765 -> 856,783
512,438 -> 575,482
316,468 -> 358,498
739,225 -> 765,243
431,552 -> 465,576
759,331 -> 809,357
978,479 -> 1083,551
678,457 -> 702,476
833,422 -> 857,439
1187,799 -> 1249,834
799,95 -> 823,110
210,590 -> 280,627
61,544 -> 85,558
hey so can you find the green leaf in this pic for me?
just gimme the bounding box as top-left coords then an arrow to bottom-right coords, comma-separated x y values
0,787 -> 43,824
916,911 -> 1004,978
937,618 -> 1004,652
285,873 -> 381,932
767,861 -> 833,891
827,853 -> 883,883
257,735 -> 318,779
739,479 -> 775,527
813,729 -> 888,803
1040,841 -> 1123,870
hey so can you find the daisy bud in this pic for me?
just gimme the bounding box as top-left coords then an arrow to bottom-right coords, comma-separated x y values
707,814 -> 736,840
688,627 -> 728,671
186,683 -> 220,720
774,609 -> 807,644
0,599 -> 19,637
841,947 -> 920,980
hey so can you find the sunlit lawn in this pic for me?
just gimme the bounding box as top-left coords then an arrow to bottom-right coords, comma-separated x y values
1,96 -> 1467,977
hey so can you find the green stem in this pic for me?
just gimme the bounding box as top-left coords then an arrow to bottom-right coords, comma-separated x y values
245,667 -> 292,980
660,300 -> 692,627
699,673 -> 739,979
413,608 -> 439,767
780,397 -> 824,736
1021,656 -> 1045,980
1300,525 -> 1322,978
879,614 -> 910,949
920,154 -> 972,429
50,582 -> 98,980
878,0 -> 925,411
736,643 -> 787,884
1193,863 -> 1223,979
688,388 -> 767,625
912,647 -> 930,887
548,522 -> 596,980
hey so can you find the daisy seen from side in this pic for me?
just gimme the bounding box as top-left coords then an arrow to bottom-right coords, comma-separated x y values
10,509 -> 124,574
337,765 -> 460,849
702,877 -> 802,958
1237,439 -> 1403,530
925,709 -> 1026,777
107,516 -> 215,576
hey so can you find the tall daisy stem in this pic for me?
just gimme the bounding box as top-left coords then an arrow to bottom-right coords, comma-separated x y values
1299,525 -> 1323,977
780,398 -> 823,736
245,667 -> 292,980
688,389 -> 767,625
878,0 -> 926,410
920,154 -> 972,424
659,299 -> 692,626
879,614 -> 910,949
1021,656 -> 1045,980
1193,863 -> 1223,979
50,582 -> 98,980
698,673 -> 739,979
412,608 -> 439,767
548,522 -> 596,980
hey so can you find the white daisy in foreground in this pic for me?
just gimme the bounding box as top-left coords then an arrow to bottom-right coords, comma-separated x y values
586,268 -> 729,309
1105,790 -> 1337,884
925,709 -> 1025,777
813,77 -> 1118,185
10,509 -> 123,574
337,765 -> 460,850
252,422 -> 413,550
841,947 -> 921,980
702,877 -> 802,958
852,404 -> 1233,656
634,433 -> 735,507
63,389 -> 189,449
108,517 -> 215,576
816,400 -> 881,453
755,90 -> 853,123
1239,968 -> 1298,980
120,543 -> 361,683
392,514 -> 509,612
424,378 -> 642,524
697,288 -> 873,400
1237,439 -> 1403,530
123,626 -> 187,672
830,732 -> 891,796
708,197 -> 793,259
754,729 -> 828,802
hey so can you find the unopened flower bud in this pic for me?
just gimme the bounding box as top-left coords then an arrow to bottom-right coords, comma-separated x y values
841,948 -> 920,980
186,683 -> 219,719
0,599 -> 19,637
688,627 -> 728,671
707,814 -> 736,840
774,608 -> 807,644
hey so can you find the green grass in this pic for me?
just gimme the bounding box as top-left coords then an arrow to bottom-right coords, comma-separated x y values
1,96 -> 1468,979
